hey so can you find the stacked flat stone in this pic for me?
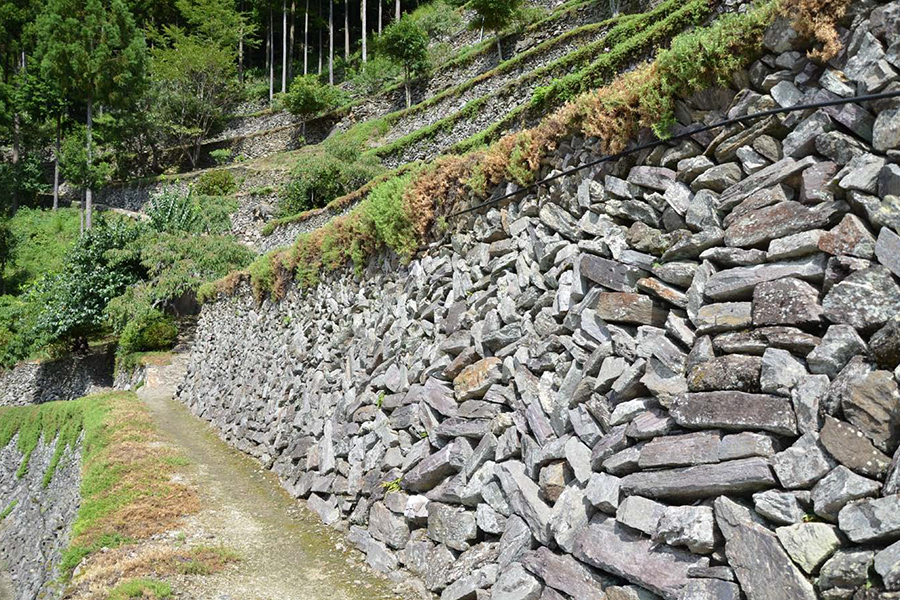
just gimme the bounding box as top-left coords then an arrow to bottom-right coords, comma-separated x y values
179,4 -> 900,599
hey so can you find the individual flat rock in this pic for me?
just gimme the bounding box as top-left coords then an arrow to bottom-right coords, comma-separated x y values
718,432 -> 779,461
653,505 -> 718,554
496,461 -> 554,545
714,496 -> 817,600
670,392 -> 798,436
772,433 -> 836,490
618,457 -> 776,501
705,254 -> 828,301
680,579 -> 740,600
818,214 -> 876,259
807,325 -> 867,379
540,203 -> 581,241
775,522 -> 843,574
820,416 -> 892,479
369,501 -> 411,549
792,375 -> 829,434
638,430 -> 722,468
717,156 -> 817,212
694,302 -> 752,335
842,370 -> 900,452
579,255 -> 648,293
572,515 -> 709,600
838,494 -> 900,543
687,355 -> 761,393
454,357 -> 503,400
427,503 -> 477,551
752,489 -> 807,525
767,230 -> 825,262
724,201 -> 845,248
629,166 -> 677,192
491,564 -> 543,600
585,472 -> 621,514
616,495 -> 667,535
818,548 -> 874,592
594,292 -> 667,326
870,318 -> 900,371
875,541 -> 900,592
876,227 -> 900,279
404,439 -> 471,492
521,546 -> 613,600
713,326 -> 820,357
823,266 -> 900,333
811,466 -> 882,521
752,277 -> 823,326
549,484 -> 591,553
759,348 -> 808,397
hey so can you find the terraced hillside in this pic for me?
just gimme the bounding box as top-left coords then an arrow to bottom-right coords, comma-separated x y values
90,0 -> 732,253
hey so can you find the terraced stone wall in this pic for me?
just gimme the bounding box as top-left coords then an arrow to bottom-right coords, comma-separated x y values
179,5 -> 900,599
0,348 -> 114,408
0,437 -> 81,600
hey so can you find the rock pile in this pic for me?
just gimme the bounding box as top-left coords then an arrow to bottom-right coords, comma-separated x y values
179,4 -> 900,599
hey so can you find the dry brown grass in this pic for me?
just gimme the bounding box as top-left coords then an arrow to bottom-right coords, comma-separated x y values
406,154 -> 481,235
781,0 -> 849,61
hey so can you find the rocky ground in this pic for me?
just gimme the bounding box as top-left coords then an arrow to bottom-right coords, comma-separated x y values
179,2 -> 900,599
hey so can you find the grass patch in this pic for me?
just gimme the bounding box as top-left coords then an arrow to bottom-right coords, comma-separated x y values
107,578 -> 172,600
0,499 -> 17,520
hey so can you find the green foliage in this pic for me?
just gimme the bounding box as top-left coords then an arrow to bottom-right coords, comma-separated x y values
409,0 -> 464,39
151,28 -> 242,168
280,148 -> 384,215
347,56 -> 402,96
146,187 -> 200,232
365,173 -> 417,260
248,252 -> 276,301
283,75 -> 347,119
0,154 -> 48,207
0,207 -> 80,295
380,477 -> 402,494
117,309 -> 177,355
209,148 -> 232,165
469,0 -> 525,35
194,169 -> 236,196
108,579 -> 172,600
0,500 -> 17,520
379,15 -> 430,107
60,126 -> 113,191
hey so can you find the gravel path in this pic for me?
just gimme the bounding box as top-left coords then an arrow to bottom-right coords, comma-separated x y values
137,359 -> 409,600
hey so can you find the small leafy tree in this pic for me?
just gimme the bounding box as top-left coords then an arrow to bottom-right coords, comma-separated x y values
469,0 -> 524,61
60,127 -> 112,204
284,75 -> 347,134
379,16 -> 429,108
151,28 -> 242,169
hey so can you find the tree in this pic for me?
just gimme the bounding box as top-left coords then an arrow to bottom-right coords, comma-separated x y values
328,0 -> 334,84
0,217 -> 15,295
361,0 -> 367,62
468,0 -> 522,61
379,15 -> 427,108
283,74 -> 345,134
35,0 -> 147,230
17,71 -> 68,210
151,29 -> 242,169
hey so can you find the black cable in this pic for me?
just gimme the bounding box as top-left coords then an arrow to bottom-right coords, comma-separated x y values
446,89 -> 900,219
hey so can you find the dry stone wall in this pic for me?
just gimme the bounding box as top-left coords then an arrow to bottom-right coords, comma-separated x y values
0,349 -> 114,408
179,5 -> 900,600
0,437 -> 81,600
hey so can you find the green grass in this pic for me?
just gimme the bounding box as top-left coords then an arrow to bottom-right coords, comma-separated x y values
3,207 -> 81,295
0,499 -> 17,520
107,578 -> 172,600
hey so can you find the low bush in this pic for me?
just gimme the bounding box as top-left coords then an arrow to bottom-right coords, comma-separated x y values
118,309 -> 178,356
279,148 -> 384,215
194,169 -> 237,196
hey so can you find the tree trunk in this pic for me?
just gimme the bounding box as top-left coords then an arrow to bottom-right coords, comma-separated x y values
318,0 -> 323,75
496,36 -> 502,61
282,0 -> 288,93
479,18 -> 484,42
404,71 -> 410,108
85,96 -> 93,231
53,115 -> 60,211
289,0 -> 296,81
238,0 -> 245,83
344,0 -> 349,61
268,6 -> 274,103
304,0 -> 309,75
395,0 -> 399,21
328,0 -> 334,84
378,0 -> 382,34
361,0 -> 367,62
11,110 -> 19,214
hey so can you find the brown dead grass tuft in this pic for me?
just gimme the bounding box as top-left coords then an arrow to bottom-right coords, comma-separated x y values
780,0 -> 849,61
406,154 -> 481,235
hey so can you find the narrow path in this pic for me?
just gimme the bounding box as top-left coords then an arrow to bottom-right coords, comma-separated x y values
137,358 -> 407,600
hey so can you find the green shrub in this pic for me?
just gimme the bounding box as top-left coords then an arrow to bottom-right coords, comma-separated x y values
194,169 -> 236,196
209,148 -> 232,165
118,309 -> 177,356
108,579 -> 172,600
347,56 -> 402,96
147,187 -> 199,233
248,252 -> 276,300
410,0 -> 464,38
366,173 -> 417,259
280,150 -> 384,215
283,75 -> 347,121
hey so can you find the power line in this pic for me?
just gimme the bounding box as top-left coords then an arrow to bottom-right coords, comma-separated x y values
446,89 -> 900,219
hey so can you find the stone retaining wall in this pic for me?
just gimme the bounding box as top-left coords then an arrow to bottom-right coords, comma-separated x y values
0,436 -> 81,600
0,349 -> 114,407
179,6 -> 900,600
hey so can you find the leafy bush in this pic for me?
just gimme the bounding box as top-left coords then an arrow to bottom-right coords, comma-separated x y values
280,149 -> 384,215
146,187 -> 199,233
365,173 -> 417,259
1,207 -> 80,295
118,309 -> 177,356
194,169 -> 236,196
284,75 -> 347,121
410,0 -> 464,39
347,56 -> 402,96
209,148 -> 232,165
